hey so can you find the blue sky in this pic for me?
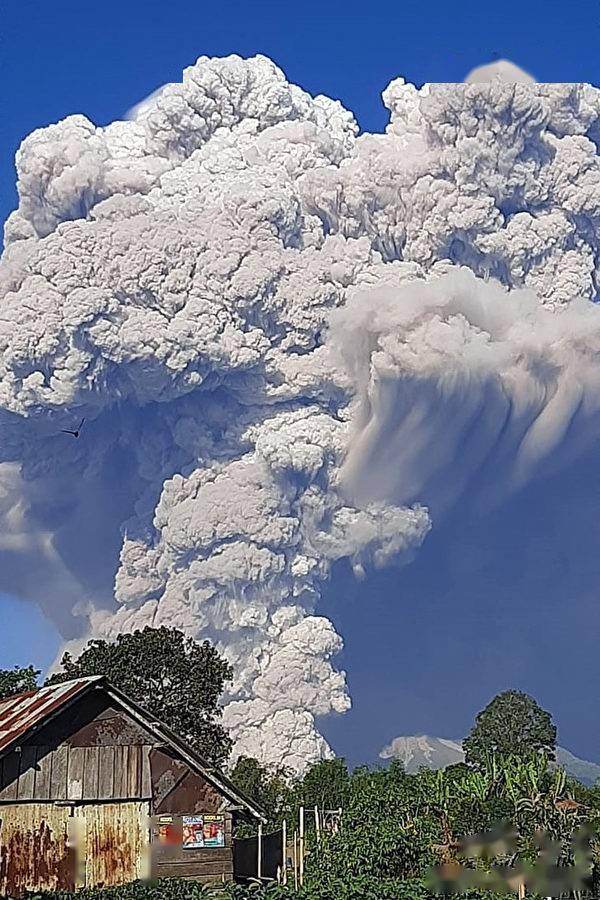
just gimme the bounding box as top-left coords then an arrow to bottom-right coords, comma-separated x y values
3,0 -> 600,764
3,0 -> 599,230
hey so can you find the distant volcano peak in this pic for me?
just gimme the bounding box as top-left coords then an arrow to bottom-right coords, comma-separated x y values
379,735 -> 600,786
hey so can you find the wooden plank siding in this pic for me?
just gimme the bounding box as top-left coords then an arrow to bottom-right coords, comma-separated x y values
0,754 -> 18,802
148,749 -> 234,884
67,747 -> 86,802
34,748 -> 53,801
98,746 -> 115,800
113,746 -> 129,799
83,747 -> 100,800
0,746 -> 153,804
152,857 -> 234,881
150,749 -> 224,816
16,748 -> 36,801
50,746 -> 69,801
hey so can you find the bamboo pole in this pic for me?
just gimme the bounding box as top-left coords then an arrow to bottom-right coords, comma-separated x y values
294,830 -> 299,891
314,805 -> 320,844
299,805 -> 305,887
282,818 -> 287,886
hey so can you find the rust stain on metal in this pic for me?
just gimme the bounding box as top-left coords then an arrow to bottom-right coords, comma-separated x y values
0,804 -> 75,897
0,802 -> 150,893
83,802 -> 149,887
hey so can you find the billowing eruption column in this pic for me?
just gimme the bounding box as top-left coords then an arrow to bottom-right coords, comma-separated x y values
2,57 -> 600,769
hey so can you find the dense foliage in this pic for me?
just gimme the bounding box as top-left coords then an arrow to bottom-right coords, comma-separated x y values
20,747 -> 595,897
45,627 -> 233,766
463,691 -> 557,768
220,690 -> 600,895
0,664 -> 40,699
5,660 -> 598,897
225,750 -> 600,897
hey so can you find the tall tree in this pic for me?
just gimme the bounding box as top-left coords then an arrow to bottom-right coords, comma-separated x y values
46,627 -> 233,766
463,690 -> 557,769
0,665 -> 40,700
229,755 -> 292,831
297,757 -> 352,812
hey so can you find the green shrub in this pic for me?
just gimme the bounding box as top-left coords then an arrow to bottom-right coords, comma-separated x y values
12,877 -> 521,900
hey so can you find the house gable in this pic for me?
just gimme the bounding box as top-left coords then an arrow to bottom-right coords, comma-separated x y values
0,681 -> 264,823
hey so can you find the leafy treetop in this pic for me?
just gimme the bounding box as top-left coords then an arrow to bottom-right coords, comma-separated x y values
463,689 -> 557,769
0,665 -> 40,700
46,626 -> 233,767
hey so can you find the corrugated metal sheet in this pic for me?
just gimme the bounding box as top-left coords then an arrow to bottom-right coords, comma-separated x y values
83,802 -> 150,887
0,803 -> 76,896
0,678 -> 102,757
0,802 -> 150,894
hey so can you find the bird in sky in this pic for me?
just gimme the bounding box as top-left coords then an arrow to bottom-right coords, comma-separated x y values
61,418 -> 85,438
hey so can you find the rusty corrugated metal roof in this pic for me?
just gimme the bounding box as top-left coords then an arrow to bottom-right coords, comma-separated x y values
0,676 -> 103,756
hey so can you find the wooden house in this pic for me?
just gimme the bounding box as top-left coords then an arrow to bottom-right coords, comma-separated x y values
0,676 -> 265,896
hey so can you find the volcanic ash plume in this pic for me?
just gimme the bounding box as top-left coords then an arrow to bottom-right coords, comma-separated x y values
2,56 -> 600,768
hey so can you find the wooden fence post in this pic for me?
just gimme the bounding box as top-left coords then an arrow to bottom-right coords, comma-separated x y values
257,821 -> 263,881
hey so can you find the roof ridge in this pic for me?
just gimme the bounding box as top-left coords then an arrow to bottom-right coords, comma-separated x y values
40,674 -> 105,689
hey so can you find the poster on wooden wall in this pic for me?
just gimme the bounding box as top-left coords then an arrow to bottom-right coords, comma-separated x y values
181,814 -> 226,849
202,814 -> 225,848
182,816 -> 204,849
157,815 -> 180,846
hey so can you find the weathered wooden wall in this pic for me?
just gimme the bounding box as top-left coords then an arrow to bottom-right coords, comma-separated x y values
150,748 -> 223,814
150,814 -> 234,882
0,695 -> 156,805
29,694 -> 156,749
0,744 -> 153,803
149,748 -> 234,882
